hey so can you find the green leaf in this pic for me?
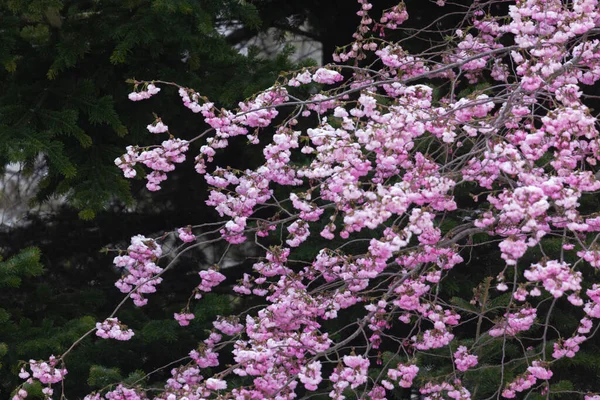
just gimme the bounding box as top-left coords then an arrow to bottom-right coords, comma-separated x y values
549,380 -> 575,399
140,320 -> 178,343
450,296 -> 478,313
486,293 -> 512,310
20,24 -> 50,45
78,209 -> 96,220
0,247 -> 43,288
88,365 -> 122,389
0,308 -> 10,324
46,34 -> 90,79
44,141 -> 77,178
0,342 -> 8,357
39,109 -> 92,147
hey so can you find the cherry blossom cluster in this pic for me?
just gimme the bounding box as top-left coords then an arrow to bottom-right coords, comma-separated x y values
502,361 -> 553,398
489,307 -> 537,337
329,355 -> 370,399
419,380 -> 472,400
20,356 -> 67,387
385,363 -> 419,389
177,226 -> 196,243
188,87 -> 289,174
288,68 -> 343,86
524,260 -> 582,302
147,119 -> 168,134
95,318 -> 135,340
115,138 -> 189,191
378,2 -> 408,30
112,235 -> 163,307
453,346 -> 478,372
195,268 -> 226,299
128,83 -> 160,101
174,312 -> 195,326
84,385 -> 145,400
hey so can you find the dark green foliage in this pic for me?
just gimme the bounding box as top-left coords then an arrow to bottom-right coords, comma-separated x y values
88,365 -> 123,390
0,247 -> 43,288
0,247 -> 44,365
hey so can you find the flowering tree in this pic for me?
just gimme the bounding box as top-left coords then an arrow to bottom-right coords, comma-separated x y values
13,0 -> 600,399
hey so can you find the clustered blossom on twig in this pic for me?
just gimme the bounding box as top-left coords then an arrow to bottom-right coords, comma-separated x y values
95,318 -> 135,341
